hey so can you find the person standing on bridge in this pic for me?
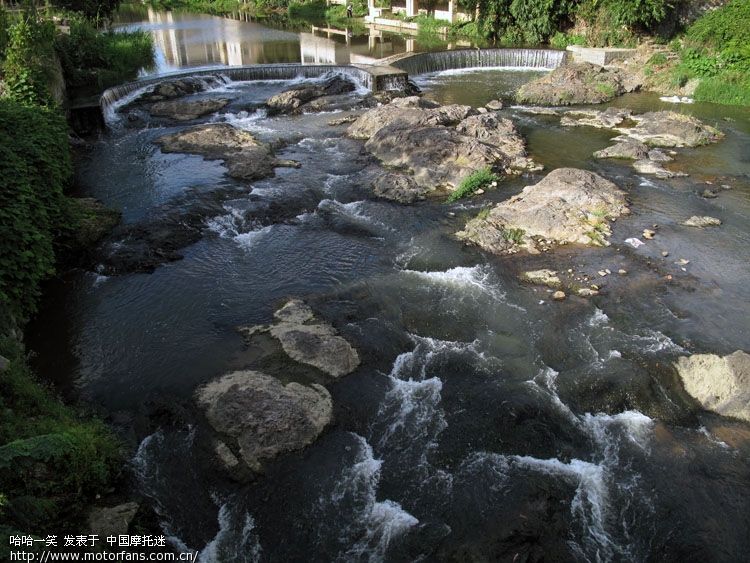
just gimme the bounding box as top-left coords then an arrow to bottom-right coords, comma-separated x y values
346,3 -> 353,17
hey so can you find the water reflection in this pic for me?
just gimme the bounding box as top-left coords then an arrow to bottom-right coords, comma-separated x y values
113,6 -> 474,76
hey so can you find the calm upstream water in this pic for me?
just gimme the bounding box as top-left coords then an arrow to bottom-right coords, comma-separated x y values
28,7 -> 750,562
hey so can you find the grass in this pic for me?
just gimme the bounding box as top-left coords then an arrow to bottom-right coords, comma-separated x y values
477,207 -> 491,220
446,167 -> 500,203
501,227 -> 525,245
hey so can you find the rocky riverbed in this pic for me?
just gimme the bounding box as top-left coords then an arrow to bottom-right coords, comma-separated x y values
33,67 -> 750,561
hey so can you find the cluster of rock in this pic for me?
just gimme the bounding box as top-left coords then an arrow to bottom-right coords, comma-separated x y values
154,123 -> 298,182
517,62 -> 640,106
196,300 -> 360,478
265,75 -> 359,115
346,96 -> 540,203
526,107 -> 724,178
457,168 -> 629,254
238,299 -> 360,378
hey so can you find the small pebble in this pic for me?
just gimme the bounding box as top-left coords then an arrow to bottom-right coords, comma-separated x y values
618,269 -> 627,275
598,270 -> 607,277
552,291 -> 566,301
661,251 -> 669,257
676,258 -> 690,266
643,229 -> 656,240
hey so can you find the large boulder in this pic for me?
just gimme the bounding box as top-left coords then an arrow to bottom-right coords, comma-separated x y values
265,75 -> 356,115
154,123 -> 281,181
455,113 -> 541,172
517,63 -> 632,106
594,140 -> 650,160
239,300 -> 360,379
365,123 -> 507,191
457,168 -> 629,254
88,503 -> 140,538
347,97 -> 472,139
622,111 -> 724,147
196,370 -> 332,473
149,98 -> 230,121
560,108 -> 633,129
674,351 -> 750,422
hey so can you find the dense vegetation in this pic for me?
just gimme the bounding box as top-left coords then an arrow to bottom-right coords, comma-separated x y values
56,15 -> 154,92
676,0 -> 750,105
0,5 -> 128,544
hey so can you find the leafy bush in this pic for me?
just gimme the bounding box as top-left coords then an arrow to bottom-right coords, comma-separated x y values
0,99 -> 72,320
2,16 -> 58,107
447,167 -> 500,202
0,333 -> 121,535
509,0 -> 576,44
55,16 -> 154,91
550,30 -> 585,49
288,0 -> 327,19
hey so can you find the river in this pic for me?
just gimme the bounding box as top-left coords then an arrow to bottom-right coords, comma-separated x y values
27,7 -> 750,562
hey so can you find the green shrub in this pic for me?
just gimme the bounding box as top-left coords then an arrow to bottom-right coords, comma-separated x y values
2,16 -> 57,107
550,30 -> 585,49
55,16 -> 154,91
0,99 -> 72,320
694,72 -> 750,106
0,334 -> 121,534
288,0 -> 327,19
447,167 -> 500,203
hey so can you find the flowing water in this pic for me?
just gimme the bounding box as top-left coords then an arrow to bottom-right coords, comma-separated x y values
27,8 -> 750,563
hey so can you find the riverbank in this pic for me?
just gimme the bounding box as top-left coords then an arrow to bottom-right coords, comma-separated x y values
0,6 -> 154,547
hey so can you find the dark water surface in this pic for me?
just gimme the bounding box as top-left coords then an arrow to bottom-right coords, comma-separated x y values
27,11 -> 750,562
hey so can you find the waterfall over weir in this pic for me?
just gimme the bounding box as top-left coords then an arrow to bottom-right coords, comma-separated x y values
99,63 -> 408,115
389,48 -> 566,75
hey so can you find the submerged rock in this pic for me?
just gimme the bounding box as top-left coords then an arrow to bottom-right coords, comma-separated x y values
240,300 -> 360,379
517,63 -> 633,106
154,123 -> 280,181
196,370 -> 332,473
624,111 -> 723,147
594,140 -> 650,160
371,172 -> 432,203
674,351 -> 750,422
149,98 -> 230,121
137,75 -> 226,103
520,269 -> 562,288
265,75 -> 357,115
632,159 -> 685,178
457,168 -> 629,254
682,215 -> 722,228
560,108 -> 633,129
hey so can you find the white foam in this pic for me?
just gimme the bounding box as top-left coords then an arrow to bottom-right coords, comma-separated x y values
659,95 -> 694,104
327,434 -> 418,561
401,265 -> 520,308
198,504 -> 262,563
588,308 -> 610,327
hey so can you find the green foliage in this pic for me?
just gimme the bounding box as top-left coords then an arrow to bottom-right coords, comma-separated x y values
684,0 -> 750,51
288,0 -> 327,19
0,99 -> 72,320
477,207 -> 491,220
550,30 -> 585,49
501,227 -> 525,244
508,0 -> 576,44
50,0 -> 122,21
149,0 -> 242,14
0,334 -> 121,533
694,72 -> 750,106
55,16 -> 154,92
0,7 -> 9,61
447,167 -> 500,202
668,1 -> 750,106
2,16 -> 57,107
